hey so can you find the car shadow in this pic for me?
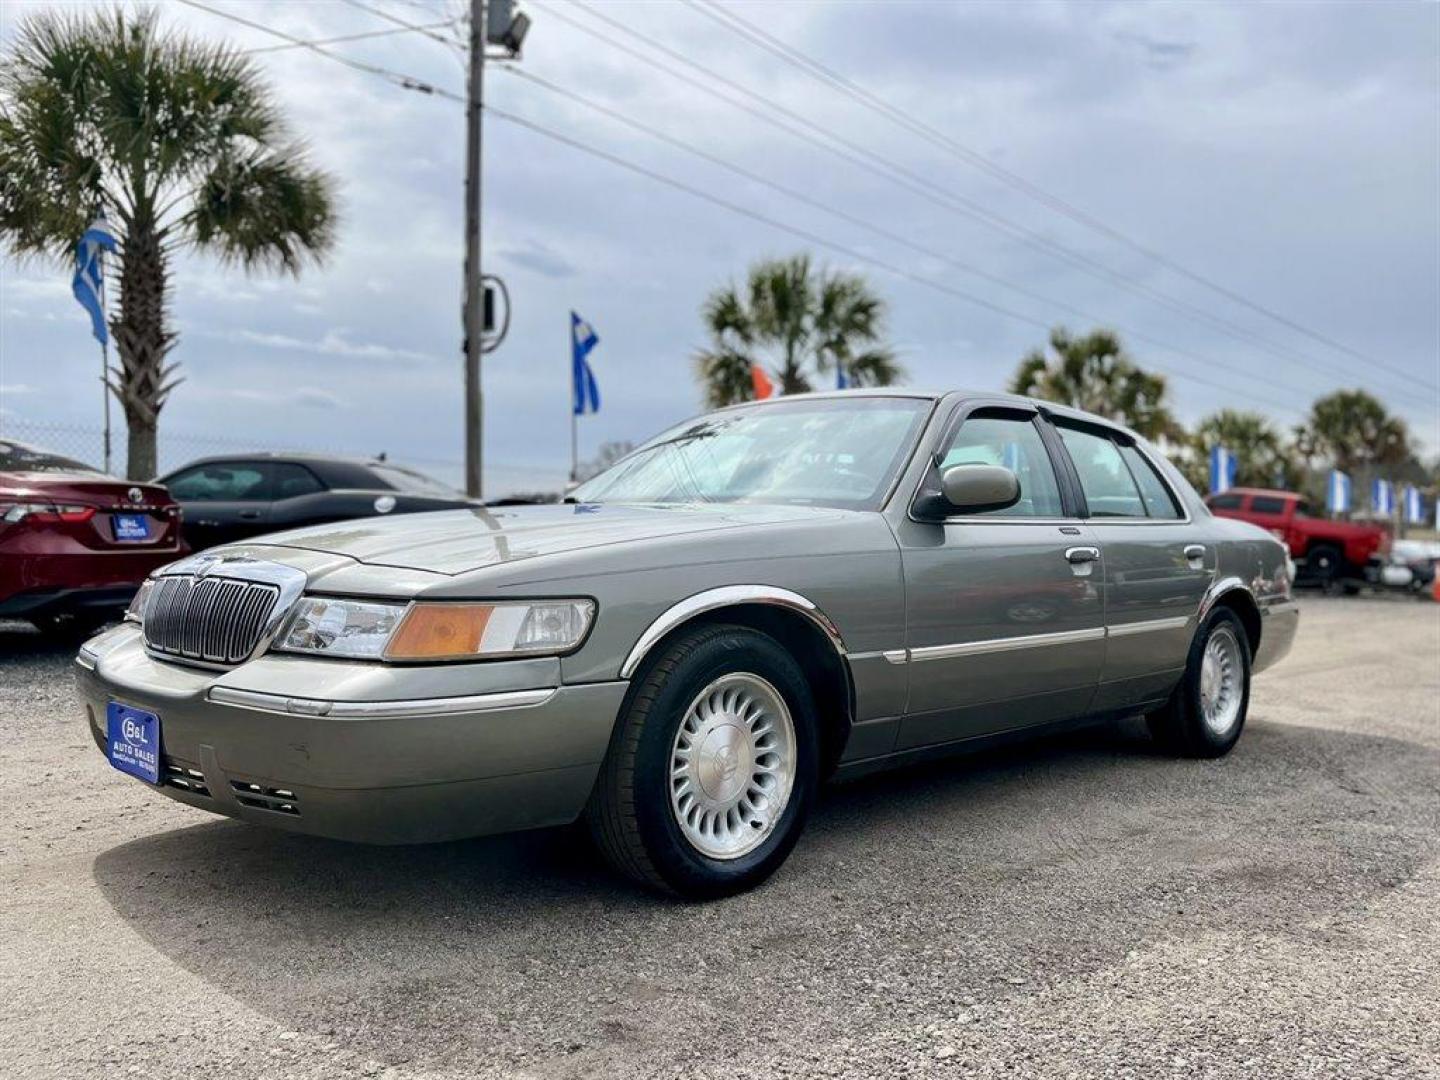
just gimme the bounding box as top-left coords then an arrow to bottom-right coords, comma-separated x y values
91,717 -> 1440,1074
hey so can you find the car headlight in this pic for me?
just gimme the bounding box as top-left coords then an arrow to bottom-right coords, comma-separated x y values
275,597 -> 407,659
125,578 -> 156,624
274,598 -> 595,662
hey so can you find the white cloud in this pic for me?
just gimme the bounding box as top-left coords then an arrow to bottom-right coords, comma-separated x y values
209,328 -> 434,364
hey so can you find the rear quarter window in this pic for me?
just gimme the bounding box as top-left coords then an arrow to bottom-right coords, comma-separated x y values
1249,496 -> 1289,514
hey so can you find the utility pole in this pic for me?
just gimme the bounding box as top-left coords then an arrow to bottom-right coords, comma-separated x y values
462,0 -> 486,500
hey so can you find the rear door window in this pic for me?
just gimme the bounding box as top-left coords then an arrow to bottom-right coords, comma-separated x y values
1118,444 -> 1182,520
1208,493 -> 1243,510
1056,425 -> 1146,518
1249,495 -> 1288,514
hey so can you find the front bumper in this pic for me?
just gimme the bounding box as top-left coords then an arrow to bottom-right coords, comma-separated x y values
76,625 -> 626,844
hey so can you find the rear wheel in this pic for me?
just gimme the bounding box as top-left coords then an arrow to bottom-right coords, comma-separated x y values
1306,543 -> 1343,593
1147,608 -> 1252,758
586,624 -> 819,899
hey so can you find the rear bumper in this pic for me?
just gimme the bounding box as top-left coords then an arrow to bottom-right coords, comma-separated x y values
1253,597 -> 1299,674
0,584 -> 139,617
76,625 -> 626,844
1,549 -> 181,614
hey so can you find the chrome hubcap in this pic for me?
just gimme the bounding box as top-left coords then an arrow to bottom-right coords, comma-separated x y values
1199,626 -> 1243,736
670,673 -> 796,861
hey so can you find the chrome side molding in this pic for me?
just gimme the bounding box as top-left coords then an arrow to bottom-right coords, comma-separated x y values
1106,615 -> 1192,638
207,685 -> 555,718
884,615 -> 1191,665
619,585 -> 848,679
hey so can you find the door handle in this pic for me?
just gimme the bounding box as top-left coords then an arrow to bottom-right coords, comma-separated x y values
238,510 -> 262,520
1065,546 -> 1100,564
1184,544 -> 1206,566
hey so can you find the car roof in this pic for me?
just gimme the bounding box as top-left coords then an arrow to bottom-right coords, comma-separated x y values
1217,487 -> 1298,499
166,451 -> 385,470
729,388 -> 1151,440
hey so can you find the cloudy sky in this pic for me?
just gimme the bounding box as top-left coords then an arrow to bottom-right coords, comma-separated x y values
2,0 -> 1437,493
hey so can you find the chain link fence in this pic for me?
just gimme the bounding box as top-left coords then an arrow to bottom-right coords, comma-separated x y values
0,418 -> 567,499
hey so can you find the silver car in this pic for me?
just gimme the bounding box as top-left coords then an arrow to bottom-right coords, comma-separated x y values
77,391 -> 1297,898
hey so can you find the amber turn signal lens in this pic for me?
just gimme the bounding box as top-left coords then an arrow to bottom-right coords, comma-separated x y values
385,604 -> 494,660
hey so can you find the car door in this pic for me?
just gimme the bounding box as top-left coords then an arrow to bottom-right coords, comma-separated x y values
892,403 -> 1107,750
164,461 -> 275,550
1240,493 -> 1292,541
1050,421 -> 1212,712
266,462 -> 332,530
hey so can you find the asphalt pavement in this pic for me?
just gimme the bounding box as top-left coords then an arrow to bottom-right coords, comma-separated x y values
2,596 -> 1437,1079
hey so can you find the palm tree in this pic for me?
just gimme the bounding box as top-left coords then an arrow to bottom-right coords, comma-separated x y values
695,254 -> 902,408
1,7 -> 336,478
1194,409 -> 1298,489
1298,390 -> 1410,477
1008,327 -> 1181,442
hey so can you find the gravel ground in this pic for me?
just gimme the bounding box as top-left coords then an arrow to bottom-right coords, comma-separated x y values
1,596 -> 1437,1079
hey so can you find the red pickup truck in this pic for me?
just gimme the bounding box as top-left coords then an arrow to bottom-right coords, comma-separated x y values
1204,487 -> 1388,589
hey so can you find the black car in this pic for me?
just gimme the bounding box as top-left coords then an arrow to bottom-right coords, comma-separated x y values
158,453 -> 475,550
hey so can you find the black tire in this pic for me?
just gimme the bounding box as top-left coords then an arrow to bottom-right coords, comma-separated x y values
585,624 -> 820,899
30,611 -> 111,643
1147,607 -> 1252,759
1306,543 -> 1343,593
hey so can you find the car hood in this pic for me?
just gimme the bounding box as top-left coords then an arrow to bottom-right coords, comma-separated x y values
256,501 -> 858,576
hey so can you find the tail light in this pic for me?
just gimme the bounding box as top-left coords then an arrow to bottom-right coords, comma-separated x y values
0,502 -> 97,524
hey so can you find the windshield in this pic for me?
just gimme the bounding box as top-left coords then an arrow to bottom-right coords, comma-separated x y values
0,440 -> 99,475
571,397 -> 931,510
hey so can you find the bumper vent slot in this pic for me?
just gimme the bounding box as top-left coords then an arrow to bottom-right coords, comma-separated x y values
163,757 -> 211,798
144,575 -> 280,665
231,780 -> 301,816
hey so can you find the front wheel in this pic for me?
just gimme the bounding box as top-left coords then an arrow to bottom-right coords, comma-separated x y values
585,624 -> 819,899
1147,608 -> 1252,758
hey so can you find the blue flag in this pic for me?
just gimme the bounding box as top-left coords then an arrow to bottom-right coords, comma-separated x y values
1327,470 -> 1351,515
72,212 -> 117,345
836,361 -> 848,390
1403,484 -> 1424,524
1371,478 -> 1394,516
1208,446 -> 1237,495
571,311 -> 600,416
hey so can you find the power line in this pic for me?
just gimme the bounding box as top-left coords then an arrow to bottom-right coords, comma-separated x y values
173,0 -> 1353,420
482,102 -> 1303,416
685,0 -> 1433,393
176,0 -> 459,99
549,0 -> 1426,403
500,66 -> 1337,412
338,0 -> 466,51
243,19 -> 459,54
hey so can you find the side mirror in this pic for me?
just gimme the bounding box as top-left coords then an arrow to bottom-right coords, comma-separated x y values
930,464 -> 1020,516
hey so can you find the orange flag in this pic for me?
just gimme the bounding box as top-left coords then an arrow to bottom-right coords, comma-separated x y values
751,364 -> 774,400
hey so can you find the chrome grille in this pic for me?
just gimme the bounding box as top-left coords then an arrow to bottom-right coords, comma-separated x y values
144,574 -> 281,664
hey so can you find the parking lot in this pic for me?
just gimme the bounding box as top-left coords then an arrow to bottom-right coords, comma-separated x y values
1,596 -> 1436,1079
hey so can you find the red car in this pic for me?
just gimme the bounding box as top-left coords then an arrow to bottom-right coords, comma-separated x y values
1204,486 -> 1388,589
0,440 -> 186,638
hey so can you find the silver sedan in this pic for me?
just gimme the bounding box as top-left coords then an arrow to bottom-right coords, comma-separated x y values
77,390 -> 1297,898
